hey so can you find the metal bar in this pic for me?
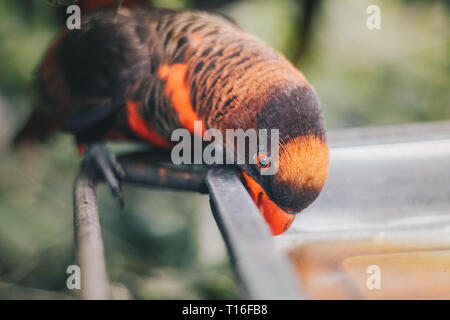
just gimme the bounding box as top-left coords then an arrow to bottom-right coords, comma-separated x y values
327,120 -> 450,148
119,152 -> 208,193
206,166 -> 306,300
73,162 -> 111,300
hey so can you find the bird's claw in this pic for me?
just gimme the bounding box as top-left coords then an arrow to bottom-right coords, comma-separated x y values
83,142 -> 126,208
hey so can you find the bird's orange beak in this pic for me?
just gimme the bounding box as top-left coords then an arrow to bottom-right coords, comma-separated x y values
242,172 -> 295,236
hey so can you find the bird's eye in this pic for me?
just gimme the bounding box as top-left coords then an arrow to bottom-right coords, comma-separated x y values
256,153 -> 271,169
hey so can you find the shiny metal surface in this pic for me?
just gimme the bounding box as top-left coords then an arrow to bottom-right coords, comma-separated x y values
280,121 -> 450,243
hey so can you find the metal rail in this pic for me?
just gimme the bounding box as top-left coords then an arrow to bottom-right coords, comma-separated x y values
207,167 -> 305,299
73,152 -> 304,299
73,161 -> 110,300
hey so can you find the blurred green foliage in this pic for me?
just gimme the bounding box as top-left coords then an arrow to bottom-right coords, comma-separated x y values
0,0 -> 448,299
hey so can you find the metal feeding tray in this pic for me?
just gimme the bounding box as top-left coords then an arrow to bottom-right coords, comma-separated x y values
277,121 -> 450,299
73,121 -> 450,299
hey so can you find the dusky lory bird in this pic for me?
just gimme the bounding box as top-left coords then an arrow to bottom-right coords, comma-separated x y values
14,3 -> 329,235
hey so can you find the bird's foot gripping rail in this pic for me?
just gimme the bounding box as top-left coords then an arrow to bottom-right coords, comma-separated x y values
73,150 -> 304,299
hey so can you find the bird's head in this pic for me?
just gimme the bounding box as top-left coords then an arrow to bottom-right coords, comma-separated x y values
237,85 -> 329,235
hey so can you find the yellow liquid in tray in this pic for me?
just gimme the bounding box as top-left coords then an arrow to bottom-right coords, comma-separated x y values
288,240 -> 450,299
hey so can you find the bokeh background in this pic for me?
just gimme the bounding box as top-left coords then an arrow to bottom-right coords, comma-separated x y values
0,0 -> 448,299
